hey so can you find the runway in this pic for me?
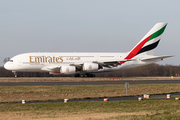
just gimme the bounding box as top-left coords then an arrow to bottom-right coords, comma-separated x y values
0,80 -> 180,86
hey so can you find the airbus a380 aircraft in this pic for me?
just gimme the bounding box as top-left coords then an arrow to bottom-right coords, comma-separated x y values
4,23 -> 173,77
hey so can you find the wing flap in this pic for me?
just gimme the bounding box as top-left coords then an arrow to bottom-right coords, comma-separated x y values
93,59 -> 130,68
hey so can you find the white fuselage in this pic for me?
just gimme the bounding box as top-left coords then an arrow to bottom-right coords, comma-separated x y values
4,52 -> 155,74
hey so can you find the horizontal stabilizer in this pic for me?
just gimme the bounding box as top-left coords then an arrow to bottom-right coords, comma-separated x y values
141,55 -> 174,62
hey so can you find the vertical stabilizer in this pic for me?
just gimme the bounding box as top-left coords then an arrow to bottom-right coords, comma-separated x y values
125,23 -> 167,59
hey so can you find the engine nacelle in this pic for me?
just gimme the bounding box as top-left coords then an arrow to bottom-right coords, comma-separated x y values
60,66 -> 76,74
83,63 -> 99,72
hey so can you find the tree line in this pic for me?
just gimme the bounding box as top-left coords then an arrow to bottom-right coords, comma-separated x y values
0,63 -> 180,77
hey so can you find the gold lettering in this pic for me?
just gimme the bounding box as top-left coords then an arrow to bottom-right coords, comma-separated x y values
53,57 -> 55,63
70,57 -> 73,61
45,56 -> 48,62
29,56 -> 64,63
48,57 -> 52,63
56,57 -> 60,63
29,56 -> 34,63
35,57 -> 42,63
66,57 -> 80,61
77,57 -> 80,60
42,56 -> 45,62
60,57 -> 63,63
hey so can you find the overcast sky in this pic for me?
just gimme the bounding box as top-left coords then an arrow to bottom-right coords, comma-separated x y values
0,0 -> 179,66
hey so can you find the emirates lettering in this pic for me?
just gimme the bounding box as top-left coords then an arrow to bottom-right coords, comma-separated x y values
30,56 -> 63,63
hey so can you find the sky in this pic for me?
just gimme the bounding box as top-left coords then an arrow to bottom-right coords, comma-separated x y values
0,0 -> 179,66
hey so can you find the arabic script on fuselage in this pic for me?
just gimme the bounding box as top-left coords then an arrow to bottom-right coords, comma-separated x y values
66,57 -> 80,61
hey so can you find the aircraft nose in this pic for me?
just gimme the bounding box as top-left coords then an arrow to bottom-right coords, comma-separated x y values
4,62 -> 8,70
4,62 -> 11,70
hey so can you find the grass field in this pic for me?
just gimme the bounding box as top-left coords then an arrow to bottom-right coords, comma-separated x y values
0,84 -> 180,103
1,78 -> 180,119
1,100 -> 180,120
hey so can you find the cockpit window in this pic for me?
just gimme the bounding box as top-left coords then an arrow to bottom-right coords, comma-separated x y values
9,60 -> 13,62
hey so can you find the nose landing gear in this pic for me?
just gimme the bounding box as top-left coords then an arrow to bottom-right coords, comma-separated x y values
13,71 -> 18,78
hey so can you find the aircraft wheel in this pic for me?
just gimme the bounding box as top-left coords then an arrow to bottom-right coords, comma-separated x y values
92,74 -> 95,77
86,74 -> 95,77
75,74 -> 81,77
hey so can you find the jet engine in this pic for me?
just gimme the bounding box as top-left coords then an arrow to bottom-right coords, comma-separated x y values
83,63 -> 99,72
60,66 -> 76,74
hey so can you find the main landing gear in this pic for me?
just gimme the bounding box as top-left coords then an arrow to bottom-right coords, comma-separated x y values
74,73 -> 95,77
86,73 -> 95,77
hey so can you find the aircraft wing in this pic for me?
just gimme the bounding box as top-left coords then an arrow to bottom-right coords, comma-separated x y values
41,59 -> 135,72
141,55 -> 174,62
93,59 -> 131,68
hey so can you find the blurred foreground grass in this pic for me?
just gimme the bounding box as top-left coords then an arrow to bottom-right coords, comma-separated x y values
1,83 -> 180,119
0,100 -> 180,120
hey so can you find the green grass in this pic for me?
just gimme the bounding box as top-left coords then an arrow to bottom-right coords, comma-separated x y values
1,100 -> 180,120
1,84 -> 180,119
1,84 -> 180,103
0,100 -> 179,113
